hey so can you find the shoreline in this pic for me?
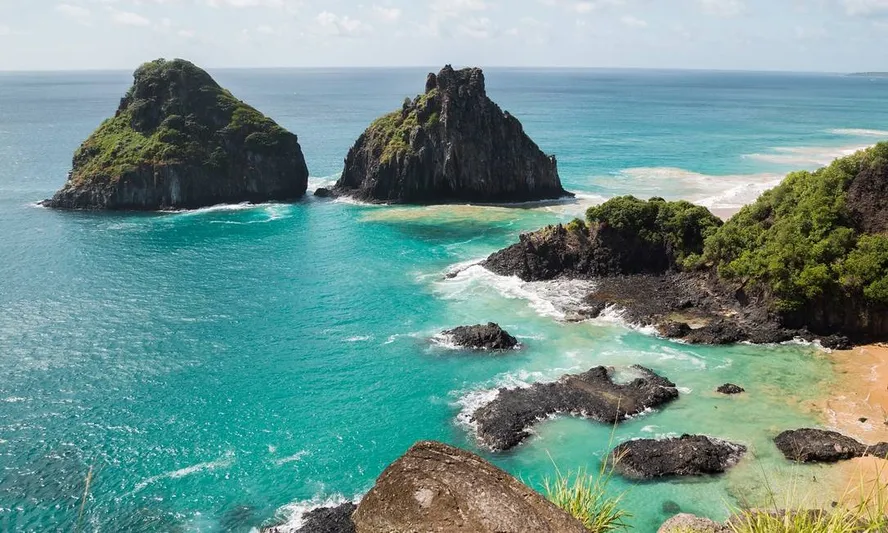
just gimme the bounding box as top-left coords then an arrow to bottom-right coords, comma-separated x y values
824,344 -> 888,501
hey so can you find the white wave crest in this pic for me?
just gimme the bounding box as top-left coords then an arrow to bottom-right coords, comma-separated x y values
829,128 -> 888,138
344,335 -> 373,343
744,144 -> 871,168
132,451 -> 235,494
436,264 -> 597,321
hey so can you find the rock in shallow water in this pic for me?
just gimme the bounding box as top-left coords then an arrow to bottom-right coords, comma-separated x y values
611,435 -> 747,480
471,365 -> 679,451
658,514 -> 731,533
263,503 -> 356,533
441,323 -> 519,350
716,383 -> 745,395
335,65 -> 571,204
774,428 -> 888,463
351,441 -> 588,533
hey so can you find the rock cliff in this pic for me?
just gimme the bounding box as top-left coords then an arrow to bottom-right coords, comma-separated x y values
334,65 -> 570,204
42,58 -> 309,210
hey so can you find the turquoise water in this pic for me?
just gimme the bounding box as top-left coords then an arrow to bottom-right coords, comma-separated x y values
1,69 -> 887,532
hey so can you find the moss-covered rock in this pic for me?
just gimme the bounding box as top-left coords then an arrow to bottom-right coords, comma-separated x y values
43,58 -> 309,210
334,65 -> 571,204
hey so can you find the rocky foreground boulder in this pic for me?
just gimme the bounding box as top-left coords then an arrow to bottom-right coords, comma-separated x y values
611,435 -> 746,480
351,441 -> 588,533
440,323 -> 519,350
774,428 -> 888,463
472,365 -> 679,451
334,65 -> 571,204
42,58 -> 309,210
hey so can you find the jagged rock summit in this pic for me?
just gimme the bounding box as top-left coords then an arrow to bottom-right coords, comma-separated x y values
334,65 -> 571,204
42,58 -> 309,210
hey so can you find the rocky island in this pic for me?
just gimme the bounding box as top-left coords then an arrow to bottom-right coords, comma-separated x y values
333,65 -> 571,204
485,144 -> 888,346
42,58 -> 309,210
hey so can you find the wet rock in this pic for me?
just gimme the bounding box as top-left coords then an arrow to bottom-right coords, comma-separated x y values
351,441 -> 588,533
819,334 -> 853,350
471,365 -> 679,451
314,187 -> 336,198
717,384 -> 745,395
263,503 -> 356,533
774,429 -> 871,463
658,321 -> 692,339
336,65 -> 570,204
658,514 -> 730,533
684,320 -> 747,345
441,323 -> 519,350
612,435 -> 746,480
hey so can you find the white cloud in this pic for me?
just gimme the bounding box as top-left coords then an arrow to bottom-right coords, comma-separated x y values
372,5 -> 402,22
431,0 -> 488,17
842,0 -> 888,15
505,16 -> 551,44
315,11 -> 369,37
698,0 -> 745,16
178,29 -> 196,38
204,0 -> 301,9
256,24 -> 276,34
0,25 -> 9,36
457,16 -> 495,38
621,15 -> 648,28
110,10 -> 151,27
55,4 -> 92,23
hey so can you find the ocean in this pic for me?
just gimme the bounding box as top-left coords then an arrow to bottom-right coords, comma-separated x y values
1,68 -> 887,532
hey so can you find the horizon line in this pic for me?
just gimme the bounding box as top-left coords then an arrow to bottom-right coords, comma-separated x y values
0,64 -> 857,76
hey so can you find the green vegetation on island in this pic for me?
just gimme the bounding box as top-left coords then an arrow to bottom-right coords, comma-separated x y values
71,59 -> 293,185
363,88 -> 440,164
702,143 -> 888,311
584,196 -> 724,269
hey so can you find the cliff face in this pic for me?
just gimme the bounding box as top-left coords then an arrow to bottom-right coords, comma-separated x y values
334,65 -> 570,204
43,59 -> 309,210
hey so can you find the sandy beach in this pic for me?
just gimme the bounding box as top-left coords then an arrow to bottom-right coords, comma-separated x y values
824,344 -> 888,502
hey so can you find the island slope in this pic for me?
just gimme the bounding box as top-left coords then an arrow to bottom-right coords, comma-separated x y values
42,58 -> 309,210
334,65 -> 571,204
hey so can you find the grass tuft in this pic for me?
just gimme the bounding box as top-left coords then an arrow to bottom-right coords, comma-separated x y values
542,456 -> 630,532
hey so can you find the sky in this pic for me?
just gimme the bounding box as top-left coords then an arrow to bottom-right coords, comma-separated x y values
0,0 -> 886,71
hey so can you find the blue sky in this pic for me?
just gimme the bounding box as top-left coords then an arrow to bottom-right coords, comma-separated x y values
0,0 -> 886,71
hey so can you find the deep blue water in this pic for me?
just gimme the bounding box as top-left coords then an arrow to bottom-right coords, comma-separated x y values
1,68 -> 886,532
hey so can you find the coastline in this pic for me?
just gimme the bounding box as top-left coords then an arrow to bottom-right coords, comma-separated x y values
824,344 -> 888,501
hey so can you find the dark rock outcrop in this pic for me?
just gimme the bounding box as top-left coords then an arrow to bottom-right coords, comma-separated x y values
471,365 -> 679,451
351,441 -> 588,533
334,65 -> 570,204
42,58 -> 309,210
264,503 -> 356,533
774,429 -> 888,463
440,323 -> 519,350
314,187 -> 335,198
717,383 -> 745,395
611,435 -> 746,480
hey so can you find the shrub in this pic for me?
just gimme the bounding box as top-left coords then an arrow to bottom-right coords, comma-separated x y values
586,196 -> 722,268
542,463 -> 629,532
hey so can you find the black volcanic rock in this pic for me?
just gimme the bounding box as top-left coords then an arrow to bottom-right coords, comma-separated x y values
334,65 -> 570,204
471,365 -> 679,451
263,503 -> 356,533
442,323 -> 519,350
612,435 -> 746,480
717,383 -> 745,395
42,58 -> 309,210
773,429 -> 888,463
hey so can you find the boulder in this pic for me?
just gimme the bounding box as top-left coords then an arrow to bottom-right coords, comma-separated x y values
264,503 -> 356,533
471,365 -> 679,451
42,59 -> 309,210
440,323 -> 519,350
335,65 -> 570,204
351,441 -> 588,533
716,384 -> 745,395
658,514 -> 730,533
611,435 -> 746,480
774,429 -> 868,463
314,187 -> 336,198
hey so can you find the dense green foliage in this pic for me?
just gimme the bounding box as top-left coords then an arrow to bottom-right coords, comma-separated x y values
365,88 -> 441,164
703,143 -> 888,310
71,58 -> 292,184
585,196 -> 723,267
